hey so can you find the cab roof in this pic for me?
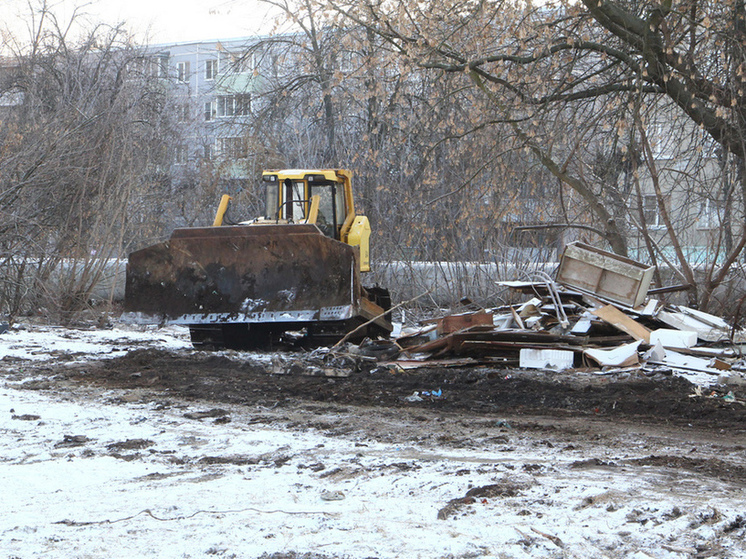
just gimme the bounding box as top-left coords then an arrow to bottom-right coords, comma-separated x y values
261,169 -> 350,182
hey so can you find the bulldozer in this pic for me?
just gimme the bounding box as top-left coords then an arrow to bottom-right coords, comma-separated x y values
123,169 -> 392,349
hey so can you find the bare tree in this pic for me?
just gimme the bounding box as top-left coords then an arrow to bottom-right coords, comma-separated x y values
326,0 -> 746,312
0,6 -> 173,323
247,0 -> 559,274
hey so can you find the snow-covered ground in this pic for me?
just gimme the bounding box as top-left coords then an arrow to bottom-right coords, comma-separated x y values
0,323 -> 192,362
1,324 -> 745,558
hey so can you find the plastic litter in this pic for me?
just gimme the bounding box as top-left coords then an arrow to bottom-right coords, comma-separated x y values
320,490 -> 345,501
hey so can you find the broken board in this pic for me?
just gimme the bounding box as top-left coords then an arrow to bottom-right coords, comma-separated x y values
591,305 -> 652,343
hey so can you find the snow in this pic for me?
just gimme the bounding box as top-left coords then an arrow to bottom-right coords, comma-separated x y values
1,324 -> 745,558
0,324 -> 191,361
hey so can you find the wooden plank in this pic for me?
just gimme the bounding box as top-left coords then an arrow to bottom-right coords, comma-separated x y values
591,304 -> 652,343
437,311 -> 494,335
510,306 -> 525,330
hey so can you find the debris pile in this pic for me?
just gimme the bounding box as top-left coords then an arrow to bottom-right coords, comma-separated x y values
391,242 -> 746,378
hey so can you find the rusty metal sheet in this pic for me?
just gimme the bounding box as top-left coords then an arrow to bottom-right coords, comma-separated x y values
124,224 -> 361,325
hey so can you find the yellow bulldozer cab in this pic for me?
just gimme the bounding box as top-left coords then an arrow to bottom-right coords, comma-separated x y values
260,169 -> 370,272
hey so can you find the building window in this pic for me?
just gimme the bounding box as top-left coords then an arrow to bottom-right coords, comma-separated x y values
698,198 -> 724,229
216,96 -> 227,117
216,96 -> 230,117
205,59 -> 218,80
155,56 -> 169,78
177,61 -> 190,82
177,103 -> 190,122
128,55 -> 168,78
174,145 -> 188,165
219,51 -> 255,74
203,144 -> 214,160
218,137 -> 247,159
220,95 -> 251,117
204,101 -> 214,121
237,94 -> 251,115
216,94 -> 251,117
647,123 -> 666,157
642,194 -> 668,229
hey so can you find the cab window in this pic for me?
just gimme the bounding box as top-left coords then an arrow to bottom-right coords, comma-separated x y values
264,181 -> 279,218
310,181 -> 346,239
282,179 -> 306,221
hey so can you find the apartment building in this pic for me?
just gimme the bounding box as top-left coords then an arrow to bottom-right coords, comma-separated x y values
135,36 -> 273,192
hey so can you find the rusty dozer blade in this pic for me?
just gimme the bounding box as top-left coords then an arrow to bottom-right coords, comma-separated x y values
123,224 -> 390,347
124,224 -> 391,349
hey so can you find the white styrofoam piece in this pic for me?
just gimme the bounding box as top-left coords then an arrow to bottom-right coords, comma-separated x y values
519,348 -> 574,370
653,349 -> 723,375
649,329 -> 697,349
518,298 -> 543,317
643,340 -> 666,362
571,316 -> 593,334
640,299 -> 660,316
492,314 -> 513,330
584,340 -> 642,367
677,306 -> 730,329
656,305 -> 743,343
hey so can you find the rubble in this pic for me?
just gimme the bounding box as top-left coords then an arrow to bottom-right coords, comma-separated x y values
380,243 -> 746,380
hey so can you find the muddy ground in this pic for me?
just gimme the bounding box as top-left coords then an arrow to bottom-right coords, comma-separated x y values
57,347 -> 746,427
38,347 -> 746,483
5,333 -> 746,557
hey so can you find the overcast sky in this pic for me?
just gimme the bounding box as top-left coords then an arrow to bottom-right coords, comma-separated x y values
1,0 -> 283,47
